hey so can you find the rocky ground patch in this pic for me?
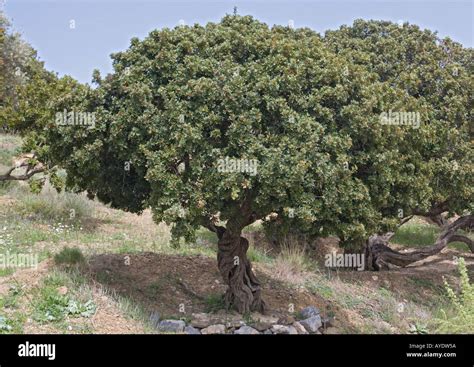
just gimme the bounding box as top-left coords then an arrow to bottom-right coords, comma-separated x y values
153,306 -> 334,334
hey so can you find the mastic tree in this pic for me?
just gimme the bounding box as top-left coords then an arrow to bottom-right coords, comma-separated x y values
325,20 -> 474,267
39,15 -> 396,312
267,20 -> 473,268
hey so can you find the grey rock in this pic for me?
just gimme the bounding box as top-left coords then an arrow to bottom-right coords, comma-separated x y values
300,306 -> 320,319
292,321 -> 309,334
213,310 -> 246,328
250,313 -> 279,324
234,326 -> 260,335
263,329 -> 273,335
184,325 -> 201,334
271,324 -> 298,335
300,315 -> 322,333
253,321 -> 272,332
190,312 -> 243,329
149,312 -> 161,328
225,319 -> 245,329
190,313 -> 212,328
157,319 -> 186,333
201,324 -> 226,334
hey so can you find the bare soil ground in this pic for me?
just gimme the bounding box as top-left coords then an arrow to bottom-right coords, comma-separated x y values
85,251 -> 335,321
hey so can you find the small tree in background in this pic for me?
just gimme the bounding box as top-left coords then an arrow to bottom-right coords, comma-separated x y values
0,10 -> 80,184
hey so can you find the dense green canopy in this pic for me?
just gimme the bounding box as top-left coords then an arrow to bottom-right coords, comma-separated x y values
267,20 -> 473,248
325,20 -> 473,219
42,16 -> 385,243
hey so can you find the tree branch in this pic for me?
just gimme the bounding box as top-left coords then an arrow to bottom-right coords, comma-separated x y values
200,216 -> 226,240
367,214 -> 474,270
448,233 -> 474,252
0,157 -> 45,181
412,201 -> 450,217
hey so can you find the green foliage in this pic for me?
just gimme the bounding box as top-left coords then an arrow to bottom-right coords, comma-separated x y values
0,268 -> 15,277
0,284 -> 23,310
270,19 -> 473,247
392,223 -> 439,247
0,315 -> 12,331
409,322 -> 429,334
392,222 -> 472,251
323,20 -> 473,228
0,11 -> 81,194
33,273 -> 96,323
34,291 -> 95,323
54,247 -> 85,267
247,246 -> 272,263
204,293 -> 226,313
435,258 -> 474,333
0,11 -> 65,133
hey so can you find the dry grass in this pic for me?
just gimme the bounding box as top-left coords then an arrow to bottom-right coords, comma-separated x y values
270,236 -> 313,285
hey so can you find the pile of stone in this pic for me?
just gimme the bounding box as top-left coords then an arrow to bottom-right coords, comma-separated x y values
150,306 -> 336,334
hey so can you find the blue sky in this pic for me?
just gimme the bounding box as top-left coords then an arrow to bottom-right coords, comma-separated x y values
4,0 -> 473,84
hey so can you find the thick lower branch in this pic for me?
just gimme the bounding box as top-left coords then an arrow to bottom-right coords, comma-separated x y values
366,214 -> 473,270
449,234 -> 474,252
0,166 -> 45,181
412,201 -> 450,217
0,154 -> 46,181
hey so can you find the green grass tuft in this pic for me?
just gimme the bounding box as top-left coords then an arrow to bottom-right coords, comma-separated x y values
54,247 -> 85,267
204,293 -> 226,313
393,223 -> 472,252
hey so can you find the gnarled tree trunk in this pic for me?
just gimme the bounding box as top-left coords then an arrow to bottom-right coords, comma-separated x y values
202,199 -> 266,314
366,214 -> 473,270
217,229 -> 265,313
